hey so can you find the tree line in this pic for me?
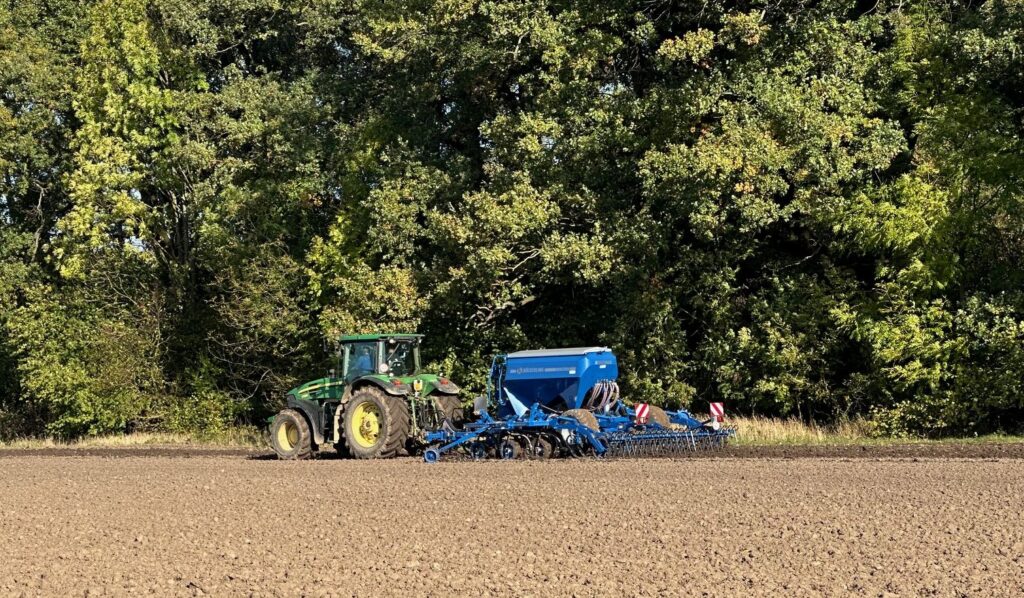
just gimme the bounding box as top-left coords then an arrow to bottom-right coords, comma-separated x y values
2,0 -> 1022,439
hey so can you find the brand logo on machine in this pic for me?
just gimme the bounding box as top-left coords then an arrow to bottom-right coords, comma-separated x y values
510,367 -> 574,375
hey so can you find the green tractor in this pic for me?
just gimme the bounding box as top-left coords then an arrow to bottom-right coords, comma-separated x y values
269,333 -> 463,460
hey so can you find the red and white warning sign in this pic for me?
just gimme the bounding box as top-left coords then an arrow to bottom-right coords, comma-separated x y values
710,402 -> 725,422
635,403 -> 650,425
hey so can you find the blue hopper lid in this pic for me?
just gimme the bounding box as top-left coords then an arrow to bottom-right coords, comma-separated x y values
505,347 -> 612,358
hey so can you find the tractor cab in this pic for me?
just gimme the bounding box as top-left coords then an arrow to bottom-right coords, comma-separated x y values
339,334 -> 423,381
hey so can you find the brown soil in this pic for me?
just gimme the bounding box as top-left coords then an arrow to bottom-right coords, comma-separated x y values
4,441 -> 1024,460
0,446 -> 257,459
713,442 -> 1024,460
1,453 -> 1022,596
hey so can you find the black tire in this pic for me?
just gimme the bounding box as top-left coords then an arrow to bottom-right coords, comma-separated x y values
331,403 -> 350,458
389,395 -> 411,456
532,435 -> 554,459
343,386 -> 410,459
648,405 -> 670,427
499,438 -> 522,460
433,394 -> 465,427
270,409 -> 313,460
563,409 -> 599,432
469,442 -> 488,460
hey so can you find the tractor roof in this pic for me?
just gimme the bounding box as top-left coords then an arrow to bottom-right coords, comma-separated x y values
339,333 -> 423,342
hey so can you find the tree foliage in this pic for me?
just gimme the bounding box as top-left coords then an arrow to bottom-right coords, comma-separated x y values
1,0 -> 1021,438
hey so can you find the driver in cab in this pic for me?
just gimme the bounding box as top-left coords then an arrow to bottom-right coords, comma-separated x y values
350,347 -> 374,378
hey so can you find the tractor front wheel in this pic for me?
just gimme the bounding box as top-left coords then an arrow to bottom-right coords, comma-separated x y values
270,409 -> 313,460
343,387 -> 410,459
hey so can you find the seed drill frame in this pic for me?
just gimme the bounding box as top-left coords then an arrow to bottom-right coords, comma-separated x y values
423,347 -> 734,462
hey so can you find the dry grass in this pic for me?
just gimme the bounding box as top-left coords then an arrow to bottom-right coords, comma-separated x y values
725,415 -> 873,446
0,427 -> 266,450
724,415 -> 1024,446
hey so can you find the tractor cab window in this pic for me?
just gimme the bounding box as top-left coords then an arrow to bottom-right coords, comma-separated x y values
384,340 -> 418,377
345,342 -> 377,380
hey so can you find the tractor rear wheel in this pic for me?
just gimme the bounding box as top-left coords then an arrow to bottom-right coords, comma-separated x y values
270,409 -> 313,460
343,387 -> 410,459
390,397 -> 411,456
433,394 -> 464,427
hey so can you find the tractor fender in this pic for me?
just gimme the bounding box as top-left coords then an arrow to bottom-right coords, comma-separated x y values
348,377 -> 410,399
286,393 -> 325,446
433,381 -> 460,395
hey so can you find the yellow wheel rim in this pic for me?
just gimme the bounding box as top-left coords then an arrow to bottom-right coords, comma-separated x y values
351,401 -> 382,448
277,420 -> 298,451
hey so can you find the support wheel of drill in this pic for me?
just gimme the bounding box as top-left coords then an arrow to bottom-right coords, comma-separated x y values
531,436 -> 554,459
343,387 -> 410,459
469,442 -> 488,461
270,409 -> 312,460
499,438 -> 522,460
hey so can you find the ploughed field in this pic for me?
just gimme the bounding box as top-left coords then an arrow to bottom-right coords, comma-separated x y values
1,448 -> 1022,596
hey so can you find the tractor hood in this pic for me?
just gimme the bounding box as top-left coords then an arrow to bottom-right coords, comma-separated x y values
289,377 -> 343,401
285,373 -> 459,403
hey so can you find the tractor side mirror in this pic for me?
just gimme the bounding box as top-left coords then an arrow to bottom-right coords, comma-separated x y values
473,395 -> 488,416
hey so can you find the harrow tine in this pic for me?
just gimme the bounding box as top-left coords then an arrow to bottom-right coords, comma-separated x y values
602,428 -> 732,458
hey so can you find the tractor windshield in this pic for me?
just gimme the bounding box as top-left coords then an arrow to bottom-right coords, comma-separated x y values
384,340 -> 417,376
